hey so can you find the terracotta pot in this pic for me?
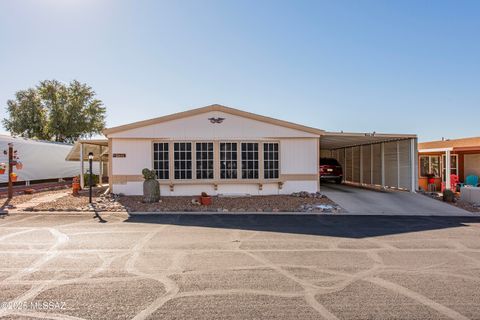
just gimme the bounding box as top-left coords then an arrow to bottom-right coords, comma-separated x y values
15,162 -> 23,170
10,173 -> 17,182
200,196 -> 212,206
0,168 -> 5,174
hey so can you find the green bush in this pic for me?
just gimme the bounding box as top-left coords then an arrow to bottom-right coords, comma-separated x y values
443,189 -> 455,203
81,173 -> 99,187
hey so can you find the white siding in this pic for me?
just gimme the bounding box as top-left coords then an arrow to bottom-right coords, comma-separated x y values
280,139 -> 318,174
109,111 -> 321,196
112,139 -> 151,175
109,111 -> 318,139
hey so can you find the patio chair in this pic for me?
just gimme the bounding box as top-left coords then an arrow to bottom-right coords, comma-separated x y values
458,175 -> 480,188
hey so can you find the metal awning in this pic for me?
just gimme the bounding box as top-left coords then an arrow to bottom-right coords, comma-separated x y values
321,132 -> 417,150
65,139 -> 109,161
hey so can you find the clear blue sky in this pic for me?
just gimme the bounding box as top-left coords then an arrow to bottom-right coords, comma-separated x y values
1,0 -> 479,142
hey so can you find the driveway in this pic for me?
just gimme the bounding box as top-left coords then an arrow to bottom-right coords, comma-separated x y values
0,213 -> 480,319
321,183 -> 474,216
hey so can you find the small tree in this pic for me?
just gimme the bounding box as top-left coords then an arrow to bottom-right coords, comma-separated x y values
3,80 -> 106,143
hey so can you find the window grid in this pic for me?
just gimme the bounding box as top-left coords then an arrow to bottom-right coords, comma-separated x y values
220,142 -> 238,179
196,142 -> 214,179
241,143 -> 259,179
420,155 -> 440,178
442,154 -> 459,179
153,142 -> 169,180
264,143 -> 279,179
174,142 -> 192,179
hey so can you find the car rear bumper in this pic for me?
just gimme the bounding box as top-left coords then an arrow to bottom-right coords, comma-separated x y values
320,175 -> 343,179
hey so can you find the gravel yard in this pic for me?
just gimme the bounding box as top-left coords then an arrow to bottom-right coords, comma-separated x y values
419,191 -> 480,213
1,187 -> 71,208
26,189 -> 341,213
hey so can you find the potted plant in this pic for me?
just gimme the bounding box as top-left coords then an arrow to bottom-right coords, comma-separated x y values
200,192 -> 212,206
425,173 -> 436,185
15,161 -> 23,170
10,172 -> 17,182
0,163 -> 5,174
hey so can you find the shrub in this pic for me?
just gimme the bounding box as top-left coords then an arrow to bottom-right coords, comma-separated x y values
82,172 -> 99,187
443,189 -> 455,203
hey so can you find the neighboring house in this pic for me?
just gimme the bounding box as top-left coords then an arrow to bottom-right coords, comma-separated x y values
418,136 -> 480,191
101,104 -> 418,196
0,135 -> 99,186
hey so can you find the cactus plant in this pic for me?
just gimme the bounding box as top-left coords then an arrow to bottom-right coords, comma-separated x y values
142,168 -> 160,203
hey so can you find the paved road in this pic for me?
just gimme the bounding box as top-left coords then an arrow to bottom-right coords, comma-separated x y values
321,183 -> 474,216
0,212 -> 480,319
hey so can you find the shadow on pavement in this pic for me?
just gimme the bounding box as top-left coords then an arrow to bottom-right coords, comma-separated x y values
123,214 -> 480,239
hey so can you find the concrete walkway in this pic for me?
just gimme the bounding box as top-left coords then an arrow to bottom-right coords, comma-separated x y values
320,183 -> 476,216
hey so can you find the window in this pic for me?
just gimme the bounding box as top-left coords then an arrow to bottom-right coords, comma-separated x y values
153,142 -> 169,179
442,154 -> 459,179
420,155 -> 440,177
241,143 -> 258,179
264,143 -> 279,179
196,142 -> 214,179
174,142 -> 192,179
220,142 -> 237,179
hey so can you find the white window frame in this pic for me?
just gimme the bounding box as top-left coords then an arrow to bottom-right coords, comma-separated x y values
173,142 -> 193,180
241,142 -> 259,179
153,142 -> 169,180
219,142 -> 238,179
195,142 -> 214,180
441,154 -> 459,181
420,155 -> 441,178
263,142 -> 279,179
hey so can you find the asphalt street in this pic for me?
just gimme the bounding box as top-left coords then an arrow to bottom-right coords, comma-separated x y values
0,212 -> 479,319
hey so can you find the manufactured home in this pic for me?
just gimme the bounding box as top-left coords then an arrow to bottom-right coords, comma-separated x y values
418,136 -> 480,191
91,104 -> 418,196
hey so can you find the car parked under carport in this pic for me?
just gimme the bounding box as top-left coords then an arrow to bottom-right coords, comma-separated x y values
320,132 -> 418,192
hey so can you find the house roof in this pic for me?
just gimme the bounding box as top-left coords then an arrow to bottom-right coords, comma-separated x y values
103,104 -> 325,136
419,136 -> 480,150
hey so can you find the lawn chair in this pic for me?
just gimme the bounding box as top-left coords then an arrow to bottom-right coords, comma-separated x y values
441,174 -> 460,192
458,175 -> 480,188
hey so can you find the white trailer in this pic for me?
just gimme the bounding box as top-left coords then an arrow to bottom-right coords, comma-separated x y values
0,135 -> 99,185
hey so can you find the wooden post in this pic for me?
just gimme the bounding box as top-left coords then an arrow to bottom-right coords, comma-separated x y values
7,143 -> 13,199
80,143 -> 85,189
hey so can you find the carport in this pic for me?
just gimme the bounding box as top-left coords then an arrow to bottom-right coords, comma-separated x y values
320,132 -> 418,192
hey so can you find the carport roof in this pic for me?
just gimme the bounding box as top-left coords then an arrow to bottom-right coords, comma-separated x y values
321,131 -> 416,150
65,139 -> 108,161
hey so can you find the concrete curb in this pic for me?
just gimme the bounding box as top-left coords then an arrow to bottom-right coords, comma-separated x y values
3,210 -> 480,217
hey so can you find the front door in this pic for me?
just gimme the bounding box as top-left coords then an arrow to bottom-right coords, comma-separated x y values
441,154 -> 458,182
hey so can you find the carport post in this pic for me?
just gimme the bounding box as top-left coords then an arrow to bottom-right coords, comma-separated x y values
370,144 -> 374,184
99,146 -> 103,184
410,138 -> 416,192
397,141 -> 400,189
445,149 -> 451,190
359,146 -> 363,184
381,142 -> 385,187
80,142 -> 85,189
